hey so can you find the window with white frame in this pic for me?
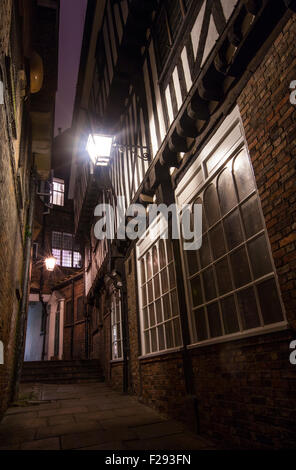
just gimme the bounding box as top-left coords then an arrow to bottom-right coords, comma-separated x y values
137,224 -> 183,356
50,178 -> 64,206
176,109 -> 285,345
52,231 -> 82,268
111,290 -> 123,360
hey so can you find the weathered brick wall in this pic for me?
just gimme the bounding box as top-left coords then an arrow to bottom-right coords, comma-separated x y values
0,0 -> 29,419
238,14 -> 296,329
110,362 -> 123,391
139,353 -> 187,417
191,330 -> 296,449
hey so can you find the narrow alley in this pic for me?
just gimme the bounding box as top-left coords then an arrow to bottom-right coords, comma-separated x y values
1,0 -> 296,452
0,382 -> 214,451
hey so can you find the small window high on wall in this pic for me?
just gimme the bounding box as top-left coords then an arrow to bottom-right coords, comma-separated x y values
52,232 -> 82,268
51,178 -> 64,206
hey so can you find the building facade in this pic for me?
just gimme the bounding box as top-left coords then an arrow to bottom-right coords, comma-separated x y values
0,0 -> 59,419
69,0 -> 296,448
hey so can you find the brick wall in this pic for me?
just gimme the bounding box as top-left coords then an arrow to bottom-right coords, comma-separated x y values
191,330 -> 296,449
0,0 -> 29,419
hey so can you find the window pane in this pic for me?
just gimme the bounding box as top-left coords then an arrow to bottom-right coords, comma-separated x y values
165,321 -> 174,348
159,240 -> 166,269
233,151 -> 255,201
152,246 -> 158,274
237,287 -> 260,330
230,246 -> 251,288
161,268 -> 169,293
117,342 -> 122,358
151,328 -> 157,352
155,299 -> 162,323
143,307 -> 149,329
209,222 -> 226,260
215,257 -> 232,295
248,234 -> 273,279
142,285 -> 147,306
223,209 -> 243,250
62,250 -> 72,267
63,233 -> 73,250
199,233 -> 211,269
221,295 -> 240,334
202,267 -> 217,301
146,252 -> 152,279
186,250 -> 199,276
257,278 -> 284,325
170,289 -> 179,317
193,307 -> 208,342
168,263 -> 176,288
144,331 -> 150,354
163,293 -> 171,320
207,302 -> 222,338
204,184 -> 220,227
218,168 -> 237,216
147,280 -> 153,303
173,318 -> 182,346
241,195 -> 263,238
154,274 -> 160,299
149,304 -> 156,327
52,231 -> 62,249
73,252 -> 81,268
141,259 -> 146,284
190,275 -> 203,307
52,249 -> 61,265
158,325 -> 165,350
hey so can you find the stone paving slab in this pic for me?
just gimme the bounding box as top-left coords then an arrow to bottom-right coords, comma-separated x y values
0,382 -> 216,450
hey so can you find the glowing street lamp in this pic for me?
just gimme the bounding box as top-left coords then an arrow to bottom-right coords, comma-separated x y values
86,134 -> 113,166
45,256 -> 57,272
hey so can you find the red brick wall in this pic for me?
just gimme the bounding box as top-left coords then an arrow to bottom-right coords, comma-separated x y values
110,362 -> 124,391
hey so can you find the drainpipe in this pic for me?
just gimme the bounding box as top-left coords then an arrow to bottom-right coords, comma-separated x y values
11,170 -> 36,402
120,270 -> 129,394
71,279 -> 74,359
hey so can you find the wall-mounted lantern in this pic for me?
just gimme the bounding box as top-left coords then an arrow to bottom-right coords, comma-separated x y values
45,256 -> 57,272
86,133 -> 150,166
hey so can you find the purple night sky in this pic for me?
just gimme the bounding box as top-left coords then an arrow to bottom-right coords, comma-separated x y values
54,0 -> 88,136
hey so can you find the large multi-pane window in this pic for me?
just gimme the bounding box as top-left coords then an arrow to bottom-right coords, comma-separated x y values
52,232 -> 82,268
182,148 -> 285,344
50,178 -> 64,206
138,230 -> 182,356
111,290 -> 123,360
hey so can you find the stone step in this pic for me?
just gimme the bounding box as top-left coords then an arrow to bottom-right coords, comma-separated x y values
21,360 -> 104,384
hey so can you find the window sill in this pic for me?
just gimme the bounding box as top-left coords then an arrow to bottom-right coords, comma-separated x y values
138,346 -> 184,361
110,358 -> 124,364
187,322 -> 289,350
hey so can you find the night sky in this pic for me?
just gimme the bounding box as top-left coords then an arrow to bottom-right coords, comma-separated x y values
54,0 -> 88,136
